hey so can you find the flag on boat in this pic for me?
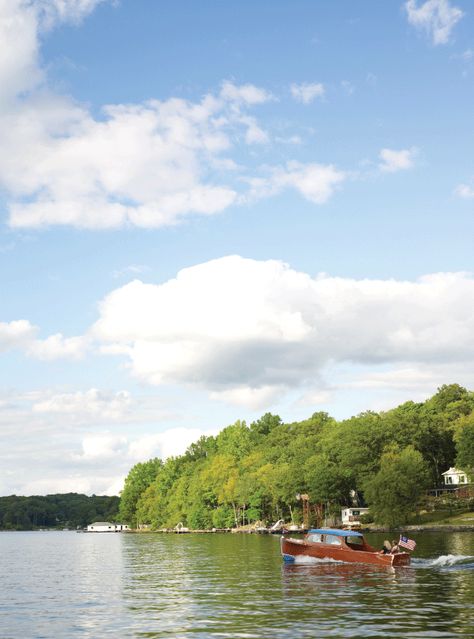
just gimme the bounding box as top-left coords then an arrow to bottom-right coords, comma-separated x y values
399,535 -> 416,551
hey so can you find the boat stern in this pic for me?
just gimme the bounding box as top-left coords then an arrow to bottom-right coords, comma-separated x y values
391,552 -> 411,566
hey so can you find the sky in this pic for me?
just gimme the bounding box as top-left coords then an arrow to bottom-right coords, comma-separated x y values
1,0 -> 474,496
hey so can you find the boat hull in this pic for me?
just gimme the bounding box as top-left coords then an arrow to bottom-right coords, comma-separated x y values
281,536 -> 410,567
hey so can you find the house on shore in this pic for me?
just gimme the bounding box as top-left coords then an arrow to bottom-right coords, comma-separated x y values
341,507 -> 370,528
442,467 -> 469,486
87,522 -> 130,532
428,467 -> 473,497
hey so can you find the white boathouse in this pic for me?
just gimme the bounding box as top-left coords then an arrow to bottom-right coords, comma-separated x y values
87,522 -> 130,532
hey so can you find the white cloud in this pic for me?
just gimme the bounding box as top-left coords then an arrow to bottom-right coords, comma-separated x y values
36,0 -> 110,27
0,4 -> 356,230
405,0 -> 463,46
345,366 -> 440,390
92,256 -> 474,408
33,388 -> 132,420
210,385 -> 284,410
341,80 -> 355,95
79,434 -> 128,460
0,384 -> 222,495
128,427 -> 218,461
0,5 -> 282,230
27,333 -> 89,360
3,94 -> 241,229
297,389 -> 332,407
0,320 -> 37,352
246,162 -> 346,204
455,183 -> 474,198
456,48 -> 474,61
112,264 -> 151,279
0,320 -> 88,361
220,81 -> 273,105
379,147 -> 417,172
290,82 -> 325,104
276,162 -> 346,203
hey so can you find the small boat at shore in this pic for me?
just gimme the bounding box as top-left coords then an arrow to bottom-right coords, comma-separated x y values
281,528 -> 411,567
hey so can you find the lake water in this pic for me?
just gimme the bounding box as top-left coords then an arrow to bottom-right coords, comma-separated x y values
0,531 -> 473,638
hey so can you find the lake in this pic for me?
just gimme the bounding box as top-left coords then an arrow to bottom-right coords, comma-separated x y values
0,531 -> 473,638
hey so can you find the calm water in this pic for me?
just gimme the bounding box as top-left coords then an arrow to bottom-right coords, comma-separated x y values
0,531 -> 473,638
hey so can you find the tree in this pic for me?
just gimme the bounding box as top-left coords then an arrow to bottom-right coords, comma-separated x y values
119,458 -> 162,525
305,454 -> 353,506
455,415 -> 474,474
364,446 -> 430,528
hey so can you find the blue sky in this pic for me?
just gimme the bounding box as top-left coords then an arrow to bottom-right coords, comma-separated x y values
1,0 -> 473,495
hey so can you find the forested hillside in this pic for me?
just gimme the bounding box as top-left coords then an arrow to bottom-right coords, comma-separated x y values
0,493 -> 119,530
120,384 -> 474,529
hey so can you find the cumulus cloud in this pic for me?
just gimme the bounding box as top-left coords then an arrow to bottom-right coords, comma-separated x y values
0,2 -> 278,231
36,0 -> 110,27
79,434 -> 128,460
0,320 -> 37,352
92,256 -> 474,407
379,147 -> 417,172
128,427 -> 218,461
0,385 -> 218,495
246,162 -> 346,204
455,183 -> 474,199
33,388 -> 132,420
0,2 -> 353,230
0,320 -> 88,360
290,82 -> 325,104
27,333 -> 89,360
405,0 -> 463,46
220,81 -> 273,105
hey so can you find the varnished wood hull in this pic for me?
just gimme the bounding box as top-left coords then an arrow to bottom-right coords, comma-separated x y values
281,536 -> 411,567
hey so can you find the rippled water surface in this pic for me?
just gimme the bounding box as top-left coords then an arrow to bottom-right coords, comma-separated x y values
0,531 -> 473,638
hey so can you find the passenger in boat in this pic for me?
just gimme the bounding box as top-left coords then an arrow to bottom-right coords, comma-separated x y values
390,539 -> 400,553
380,540 -> 392,554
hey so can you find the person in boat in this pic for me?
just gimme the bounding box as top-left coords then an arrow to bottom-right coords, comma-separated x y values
380,540 -> 392,554
390,539 -> 400,553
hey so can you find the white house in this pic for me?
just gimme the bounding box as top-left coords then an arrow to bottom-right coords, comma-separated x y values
442,467 -> 469,485
87,522 -> 130,532
341,507 -> 369,527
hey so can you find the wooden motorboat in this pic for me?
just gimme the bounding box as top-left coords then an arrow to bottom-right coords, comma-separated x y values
281,528 -> 411,567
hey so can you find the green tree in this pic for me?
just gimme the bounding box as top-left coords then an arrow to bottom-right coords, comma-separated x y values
119,458 -> 162,525
455,414 -> 474,474
364,446 -> 430,528
305,454 -> 353,505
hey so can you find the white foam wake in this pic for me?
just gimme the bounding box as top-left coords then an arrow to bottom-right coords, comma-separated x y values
293,555 -> 343,565
419,554 -> 474,567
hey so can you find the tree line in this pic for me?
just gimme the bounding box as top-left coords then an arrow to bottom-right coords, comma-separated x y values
0,493 -> 119,530
119,384 -> 474,529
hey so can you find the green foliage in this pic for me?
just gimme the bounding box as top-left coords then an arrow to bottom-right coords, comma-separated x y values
455,414 -> 474,473
364,446 -> 430,527
119,458 -> 162,524
305,455 -> 353,505
117,384 -> 473,530
0,493 -> 119,530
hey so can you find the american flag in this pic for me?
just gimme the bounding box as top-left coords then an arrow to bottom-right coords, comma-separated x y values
399,535 -> 416,551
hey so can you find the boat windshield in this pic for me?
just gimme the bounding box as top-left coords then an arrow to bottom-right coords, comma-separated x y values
346,535 -> 364,546
307,533 -> 323,543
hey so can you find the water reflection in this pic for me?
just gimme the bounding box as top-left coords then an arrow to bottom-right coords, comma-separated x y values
0,531 -> 473,638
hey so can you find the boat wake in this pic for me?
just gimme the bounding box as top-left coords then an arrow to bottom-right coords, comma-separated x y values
293,555 -> 343,565
412,555 -> 474,570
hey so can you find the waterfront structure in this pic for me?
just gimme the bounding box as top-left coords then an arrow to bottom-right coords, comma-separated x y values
341,507 -> 370,528
87,522 -> 130,532
442,467 -> 470,485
